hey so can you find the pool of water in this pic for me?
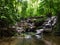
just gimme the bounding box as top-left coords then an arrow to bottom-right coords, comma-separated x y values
0,34 -> 60,45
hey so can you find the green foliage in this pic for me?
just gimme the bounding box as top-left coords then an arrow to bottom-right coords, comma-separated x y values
21,0 -> 28,18
0,0 -> 60,26
18,0 -> 60,18
0,0 -> 20,26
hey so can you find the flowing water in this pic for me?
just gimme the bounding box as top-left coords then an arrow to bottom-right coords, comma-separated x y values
0,34 -> 60,45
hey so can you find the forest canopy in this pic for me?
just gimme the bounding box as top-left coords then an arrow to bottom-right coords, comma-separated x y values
0,0 -> 60,25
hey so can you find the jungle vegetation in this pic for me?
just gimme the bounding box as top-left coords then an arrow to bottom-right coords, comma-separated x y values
0,0 -> 60,36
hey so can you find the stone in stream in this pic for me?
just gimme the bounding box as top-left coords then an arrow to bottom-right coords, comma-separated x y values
36,29 -> 44,35
51,16 -> 57,26
25,35 -> 31,39
16,27 -> 25,34
24,29 -> 44,39
35,35 -> 42,39
42,16 -> 57,32
32,29 -> 44,39
43,22 -> 52,32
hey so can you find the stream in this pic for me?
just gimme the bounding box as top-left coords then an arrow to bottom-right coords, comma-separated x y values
0,34 -> 60,45
0,16 -> 59,45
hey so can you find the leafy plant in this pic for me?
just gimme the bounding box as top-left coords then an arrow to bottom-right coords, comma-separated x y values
0,0 -> 20,27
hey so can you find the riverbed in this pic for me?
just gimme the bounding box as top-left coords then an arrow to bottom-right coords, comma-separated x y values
0,34 -> 60,45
